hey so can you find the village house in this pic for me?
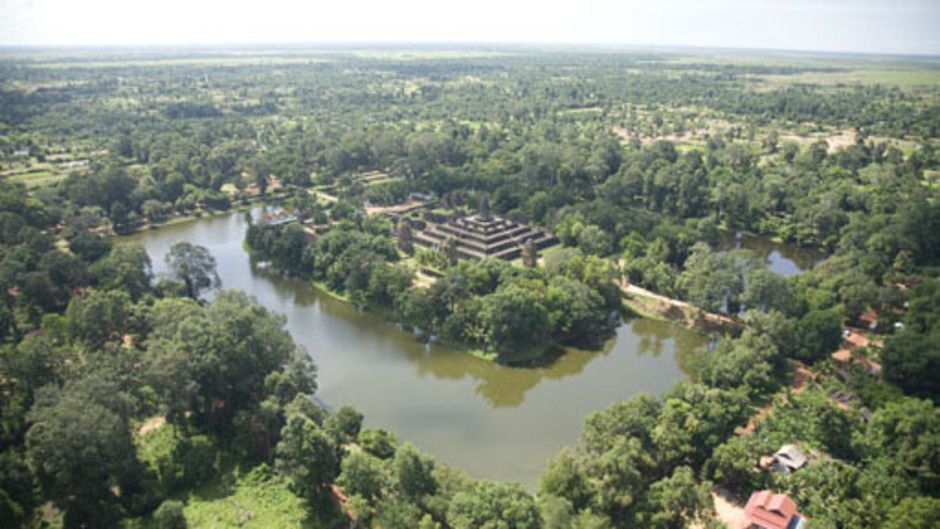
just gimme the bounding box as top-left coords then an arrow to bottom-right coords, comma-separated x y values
770,444 -> 807,474
744,490 -> 807,529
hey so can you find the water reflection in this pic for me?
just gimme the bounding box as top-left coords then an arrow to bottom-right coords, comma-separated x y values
124,211 -> 707,486
718,232 -> 823,277
253,260 -> 629,408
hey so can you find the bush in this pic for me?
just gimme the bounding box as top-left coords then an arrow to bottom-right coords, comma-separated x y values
153,500 -> 187,529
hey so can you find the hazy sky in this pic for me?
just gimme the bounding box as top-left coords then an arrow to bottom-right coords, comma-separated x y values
1,0 -> 937,54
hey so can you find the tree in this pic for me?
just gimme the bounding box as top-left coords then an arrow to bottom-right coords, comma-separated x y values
882,496 -> 940,529
584,437 -> 655,517
394,443 -> 437,499
704,437 -> 761,494
324,406 -> 364,445
449,480 -> 542,529
634,466 -> 713,529
540,448 -> 592,512
153,500 -> 187,529
478,283 -> 550,353
580,394 -> 661,453
653,384 -> 750,468
793,308 -> 843,363
251,156 -> 270,195
90,243 -> 154,300
539,495 -> 612,529
275,413 -> 339,501
38,250 -> 87,299
171,435 -> 219,488
741,268 -> 792,313
65,289 -> 132,350
882,330 -> 940,398
110,201 -> 129,233
26,389 -> 143,528
145,292 -> 302,434
763,130 -> 779,154
142,199 -> 169,223
544,276 -> 610,347
678,243 -> 743,313
338,451 -> 386,500
859,397 -> 939,492
0,451 -> 37,527
693,330 -> 778,398
367,264 -> 414,307
165,242 -> 220,300
68,231 -> 113,263
577,225 -> 612,256
358,428 -> 398,459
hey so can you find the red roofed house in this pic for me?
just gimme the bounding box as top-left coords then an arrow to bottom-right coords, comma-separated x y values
744,490 -> 807,529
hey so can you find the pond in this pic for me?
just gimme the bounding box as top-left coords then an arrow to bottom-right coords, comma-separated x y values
124,211 -> 707,487
718,232 -> 823,277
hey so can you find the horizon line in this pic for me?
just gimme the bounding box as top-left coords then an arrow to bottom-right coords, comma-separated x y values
0,41 -> 939,61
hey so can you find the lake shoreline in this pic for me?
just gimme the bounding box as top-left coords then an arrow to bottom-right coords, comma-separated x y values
126,207 -> 708,486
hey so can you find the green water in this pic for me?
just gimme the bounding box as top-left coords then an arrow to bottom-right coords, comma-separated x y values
125,212 -> 707,487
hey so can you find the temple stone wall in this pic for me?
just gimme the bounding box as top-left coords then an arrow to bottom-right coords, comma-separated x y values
413,213 -> 557,261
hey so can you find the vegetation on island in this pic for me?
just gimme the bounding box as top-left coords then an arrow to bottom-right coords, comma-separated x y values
1,47 -> 939,528
246,217 -> 620,358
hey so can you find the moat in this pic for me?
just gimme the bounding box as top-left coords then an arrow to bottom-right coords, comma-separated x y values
126,211 -> 722,487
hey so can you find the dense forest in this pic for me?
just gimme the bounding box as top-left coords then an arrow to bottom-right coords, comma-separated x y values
1,47 -> 939,528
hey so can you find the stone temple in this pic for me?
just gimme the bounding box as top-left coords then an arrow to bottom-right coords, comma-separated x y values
413,194 -> 557,260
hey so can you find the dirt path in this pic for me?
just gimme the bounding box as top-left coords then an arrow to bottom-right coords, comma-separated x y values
737,361 -> 816,435
413,269 -> 438,289
617,279 -> 739,332
712,490 -> 751,529
365,199 -> 425,216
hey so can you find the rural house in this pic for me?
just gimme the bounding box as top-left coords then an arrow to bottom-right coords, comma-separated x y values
744,490 -> 807,529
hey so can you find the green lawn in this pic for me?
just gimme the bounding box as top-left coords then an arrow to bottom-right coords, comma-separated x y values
125,468 -> 318,529
177,468 -> 319,529
129,419 -> 322,529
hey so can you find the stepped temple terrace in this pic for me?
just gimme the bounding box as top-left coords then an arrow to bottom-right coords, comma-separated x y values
413,195 -> 557,260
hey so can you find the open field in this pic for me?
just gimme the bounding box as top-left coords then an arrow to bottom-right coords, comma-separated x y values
129,418 -> 319,529
26,55 -> 332,69
756,66 -> 940,88
2,167 -> 69,187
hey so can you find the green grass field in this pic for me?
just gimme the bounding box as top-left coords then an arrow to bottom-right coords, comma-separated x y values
129,419 -> 320,529
758,67 -> 940,88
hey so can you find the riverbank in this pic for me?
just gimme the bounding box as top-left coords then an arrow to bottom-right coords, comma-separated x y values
114,191 -> 291,238
618,279 -> 740,334
305,278 -> 560,366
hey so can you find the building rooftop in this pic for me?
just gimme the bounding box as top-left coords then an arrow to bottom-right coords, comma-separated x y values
773,444 -> 807,472
744,491 -> 806,529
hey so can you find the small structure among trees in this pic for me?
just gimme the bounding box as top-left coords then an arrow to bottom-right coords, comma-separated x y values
396,221 -> 414,254
522,239 -> 538,268
744,491 -> 807,529
763,444 -> 807,474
